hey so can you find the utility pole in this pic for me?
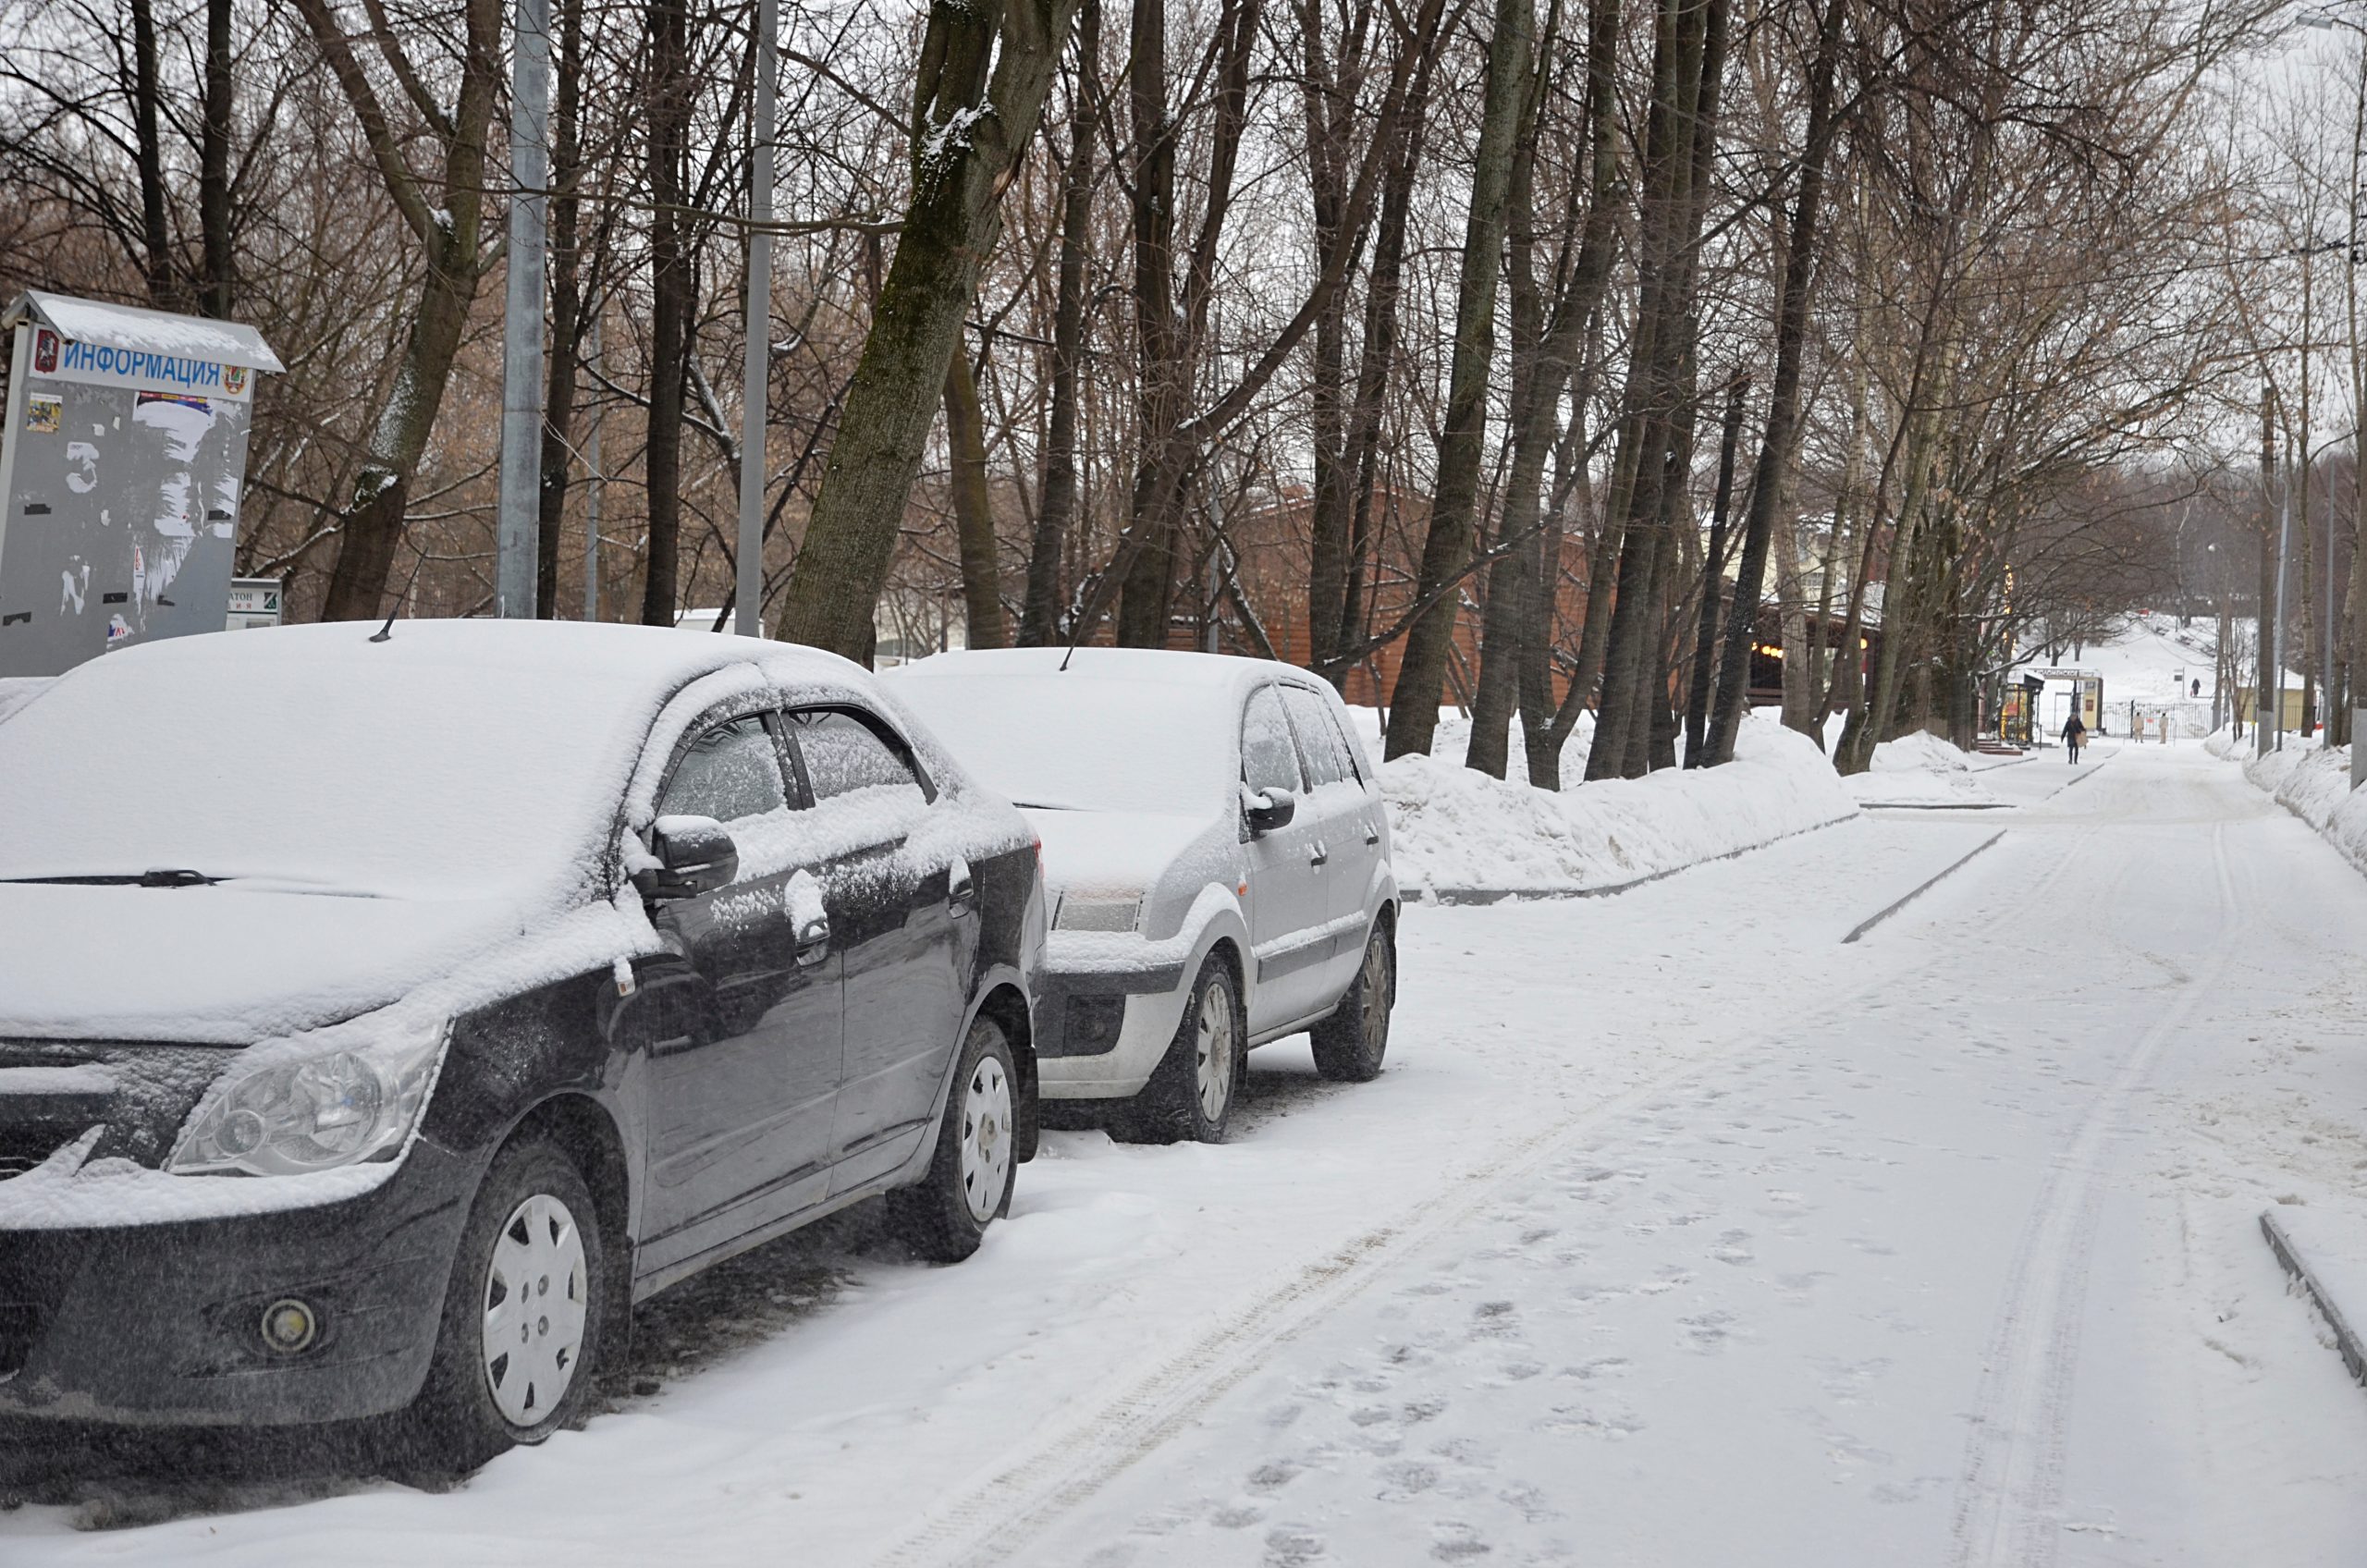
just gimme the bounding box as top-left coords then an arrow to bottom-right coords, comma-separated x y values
734,0 -> 776,639
2260,387 -> 2280,760
582,315 -> 603,619
496,0 -> 551,619
2275,474 -> 2294,753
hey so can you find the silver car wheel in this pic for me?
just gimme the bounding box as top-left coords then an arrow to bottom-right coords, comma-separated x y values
1195,976 -> 1235,1121
960,1053 -> 1013,1224
480,1191 -> 590,1429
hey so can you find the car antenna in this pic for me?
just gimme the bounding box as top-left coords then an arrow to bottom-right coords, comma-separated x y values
369,548 -> 431,643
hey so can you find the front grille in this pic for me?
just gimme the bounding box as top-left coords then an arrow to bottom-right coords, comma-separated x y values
0,1126 -> 76,1181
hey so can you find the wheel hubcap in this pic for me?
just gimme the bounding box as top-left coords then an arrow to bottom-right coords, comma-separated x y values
480,1192 -> 589,1429
1361,941 -> 1389,1050
1195,978 -> 1235,1121
960,1055 -> 1013,1224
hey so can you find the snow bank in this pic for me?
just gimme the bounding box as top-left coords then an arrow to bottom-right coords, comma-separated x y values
1381,712 -> 1856,899
1846,730 -> 2007,809
2205,729 -> 2367,874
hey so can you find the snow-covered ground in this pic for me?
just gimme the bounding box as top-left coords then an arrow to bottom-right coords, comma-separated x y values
6,742 -> 2365,1564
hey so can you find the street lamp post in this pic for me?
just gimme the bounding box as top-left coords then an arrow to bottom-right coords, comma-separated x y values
495,0 -> 551,619
734,0 -> 777,639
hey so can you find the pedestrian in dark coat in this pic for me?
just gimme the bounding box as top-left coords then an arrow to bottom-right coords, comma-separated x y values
2062,712 -> 2087,764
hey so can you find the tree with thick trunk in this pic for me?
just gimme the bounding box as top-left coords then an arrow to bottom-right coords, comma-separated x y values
774,0 -> 1085,661
945,348 -> 1011,648
1382,0 -> 1535,760
294,0 -> 503,622
1021,0 -> 1101,646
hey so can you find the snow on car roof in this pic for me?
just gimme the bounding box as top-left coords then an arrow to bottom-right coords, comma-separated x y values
887,645 -> 1317,691
883,647 -> 1319,816
0,620 -> 870,902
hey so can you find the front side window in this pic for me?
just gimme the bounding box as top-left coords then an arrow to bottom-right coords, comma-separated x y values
659,714 -> 789,825
1281,685 -> 1350,788
1242,686 -> 1303,794
785,709 -> 927,807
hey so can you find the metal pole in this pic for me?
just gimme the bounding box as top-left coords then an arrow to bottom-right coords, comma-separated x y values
496,0 -> 551,619
583,315 -> 603,620
2275,468 -> 2295,753
734,0 -> 776,639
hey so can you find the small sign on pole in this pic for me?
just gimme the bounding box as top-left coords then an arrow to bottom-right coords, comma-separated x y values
226,577 -> 283,631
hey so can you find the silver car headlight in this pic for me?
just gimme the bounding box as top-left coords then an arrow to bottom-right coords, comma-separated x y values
167,1011 -> 450,1177
1056,892 -> 1142,933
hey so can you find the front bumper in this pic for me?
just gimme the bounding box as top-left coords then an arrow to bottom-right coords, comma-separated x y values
0,1139 -> 481,1427
1033,962 -> 1191,1100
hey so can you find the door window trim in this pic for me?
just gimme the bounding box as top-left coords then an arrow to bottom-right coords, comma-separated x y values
778,703 -> 938,805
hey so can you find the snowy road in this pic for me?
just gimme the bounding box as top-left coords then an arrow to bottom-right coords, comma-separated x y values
8,742 -> 2367,1564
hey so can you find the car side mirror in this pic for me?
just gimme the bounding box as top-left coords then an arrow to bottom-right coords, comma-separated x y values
1243,785 -> 1296,838
636,814 -> 739,900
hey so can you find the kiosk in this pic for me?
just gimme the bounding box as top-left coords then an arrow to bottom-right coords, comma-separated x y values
0,290 -> 282,677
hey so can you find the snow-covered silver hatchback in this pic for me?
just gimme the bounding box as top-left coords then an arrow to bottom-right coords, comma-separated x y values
885,648 -> 1397,1142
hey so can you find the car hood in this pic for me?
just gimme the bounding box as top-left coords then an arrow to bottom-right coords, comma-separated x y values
0,883 -> 530,1043
1020,808 -> 1213,897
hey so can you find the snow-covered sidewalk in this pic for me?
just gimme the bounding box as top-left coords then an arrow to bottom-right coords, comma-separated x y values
6,749 -> 2364,1567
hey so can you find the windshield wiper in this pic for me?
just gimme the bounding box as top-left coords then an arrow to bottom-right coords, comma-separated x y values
2,868 -> 220,888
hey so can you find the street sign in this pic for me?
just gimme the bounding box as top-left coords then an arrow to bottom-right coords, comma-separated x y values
226,576 -> 282,631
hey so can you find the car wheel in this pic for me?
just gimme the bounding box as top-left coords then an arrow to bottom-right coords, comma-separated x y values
1124,957 -> 1243,1145
889,1016 -> 1019,1263
1310,924 -> 1392,1083
403,1135 -> 607,1475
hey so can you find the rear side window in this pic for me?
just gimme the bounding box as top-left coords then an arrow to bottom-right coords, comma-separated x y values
785,709 -> 926,807
660,715 -> 789,825
1242,686 -> 1303,794
1281,685 -> 1353,788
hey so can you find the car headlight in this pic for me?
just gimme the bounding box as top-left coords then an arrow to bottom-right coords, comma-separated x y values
1055,891 -> 1142,932
168,1011 -> 450,1177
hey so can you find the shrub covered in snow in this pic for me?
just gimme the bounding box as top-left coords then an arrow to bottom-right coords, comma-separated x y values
2207,729 -> 2367,874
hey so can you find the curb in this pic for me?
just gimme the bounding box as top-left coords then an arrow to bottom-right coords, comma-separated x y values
2260,1208 -> 2367,1389
1840,829 -> 2007,944
1406,810 -> 1859,907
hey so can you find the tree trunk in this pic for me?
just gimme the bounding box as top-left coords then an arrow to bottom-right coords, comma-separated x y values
775,0 -> 1085,660
1382,0 -> 1534,760
297,0 -> 502,620
1700,0 -> 1844,766
128,0 -> 174,305
945,348 -> 1010,648
1682,375 -> 1748,762
198,0 -> 234,317
1022,0 -> 1099,646
1588,0 -> 1727,780
536,0 -> 587,619
640,0 -> 693,627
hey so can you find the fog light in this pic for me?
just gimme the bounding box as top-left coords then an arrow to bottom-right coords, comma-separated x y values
260,1298 -> 319,1355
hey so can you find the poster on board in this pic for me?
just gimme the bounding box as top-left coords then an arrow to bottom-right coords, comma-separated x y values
0,291 -> 282,678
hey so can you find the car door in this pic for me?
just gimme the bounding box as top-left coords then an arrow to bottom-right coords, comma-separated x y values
1240,682 -> 1331,1034
779,707 -> 970,1195
639,709 -> 844,1255
1279,681 -> 1378,996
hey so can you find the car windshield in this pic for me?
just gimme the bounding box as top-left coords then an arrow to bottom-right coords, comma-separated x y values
888,671 -> 1236,816
0,641 -> 644,900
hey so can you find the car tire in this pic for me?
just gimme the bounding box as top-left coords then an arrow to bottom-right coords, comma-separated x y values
1310,924 -> 1392,1083
401,1135 -> 608,1476
888,1016 -> 1019,1263
1122,956 -> 1244,1145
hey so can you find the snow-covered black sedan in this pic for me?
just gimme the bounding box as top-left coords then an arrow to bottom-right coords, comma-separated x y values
0,621 -> 1044,1467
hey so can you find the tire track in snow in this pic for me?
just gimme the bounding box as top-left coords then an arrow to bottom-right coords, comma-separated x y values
871,826 -> 2091,1568
1946,815 -> 2238,1568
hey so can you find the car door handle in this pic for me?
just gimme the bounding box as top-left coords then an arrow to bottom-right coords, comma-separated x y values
1308,841 -> 1329,868
794,914 -> 831,967
1364,823 -> 1380,846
